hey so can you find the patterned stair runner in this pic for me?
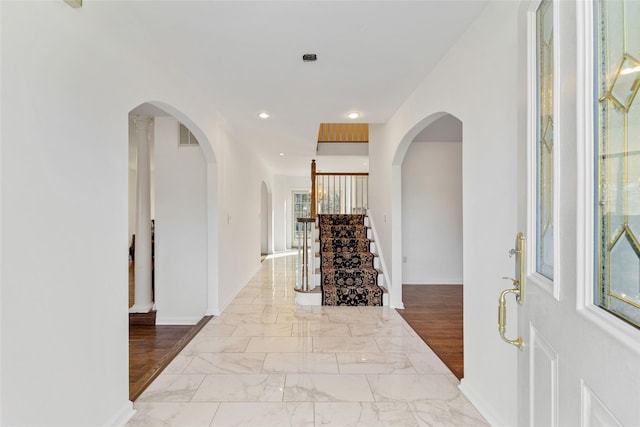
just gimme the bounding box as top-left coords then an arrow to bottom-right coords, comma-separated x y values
319,214 -> 382,306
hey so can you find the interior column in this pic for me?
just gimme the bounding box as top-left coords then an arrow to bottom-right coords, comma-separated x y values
130,116 -> 154,313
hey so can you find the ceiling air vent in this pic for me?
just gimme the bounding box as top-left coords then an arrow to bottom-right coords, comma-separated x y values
179,123 -> 199,146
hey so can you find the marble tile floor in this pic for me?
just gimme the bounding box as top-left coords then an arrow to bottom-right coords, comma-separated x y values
126,252 -> 488,427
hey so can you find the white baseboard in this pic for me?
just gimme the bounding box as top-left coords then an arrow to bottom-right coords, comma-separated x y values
383,293 -> 390,306
459,379 -> 504,426
212,262 -> 263,315
206,307 -> 221,316
389,299 -> 404,309
219,281 -> 248,313
103,401 -> 135,427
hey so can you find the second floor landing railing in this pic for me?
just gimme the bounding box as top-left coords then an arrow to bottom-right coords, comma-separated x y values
310,159 -> 368,217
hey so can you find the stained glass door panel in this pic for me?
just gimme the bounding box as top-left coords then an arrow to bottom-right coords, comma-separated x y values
595,0 -> 640,327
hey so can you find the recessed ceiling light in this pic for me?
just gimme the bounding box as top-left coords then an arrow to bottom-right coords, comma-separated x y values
279,152 -> 285,156
258,112 -> 270,119
347,112 -> 360,119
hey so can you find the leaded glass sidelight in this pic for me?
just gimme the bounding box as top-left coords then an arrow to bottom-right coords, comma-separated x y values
536,0 -> 554,280
595,0 -> 640,327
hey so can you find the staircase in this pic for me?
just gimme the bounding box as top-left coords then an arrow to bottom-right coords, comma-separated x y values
317,214 -> 383,306
293,160 -> 387,306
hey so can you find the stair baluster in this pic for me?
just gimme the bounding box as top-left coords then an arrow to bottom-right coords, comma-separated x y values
296,217 -> 316,292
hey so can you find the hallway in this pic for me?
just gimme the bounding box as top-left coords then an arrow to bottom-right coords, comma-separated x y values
126,252 -> 487,426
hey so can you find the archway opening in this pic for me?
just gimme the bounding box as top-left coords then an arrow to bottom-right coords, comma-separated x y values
402,114 -> 463,287
260,181 -> 271,260
127,102 -> 215,400
395,112 -> 464,379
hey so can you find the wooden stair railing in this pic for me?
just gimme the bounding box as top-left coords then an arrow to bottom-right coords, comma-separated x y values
310,159 -> 369,216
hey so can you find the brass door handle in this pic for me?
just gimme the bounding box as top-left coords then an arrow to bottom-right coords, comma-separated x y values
502,276 -> 523,304
498,282 -> 523,350
497,232 -> 525,350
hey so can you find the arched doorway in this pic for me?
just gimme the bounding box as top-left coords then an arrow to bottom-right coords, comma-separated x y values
128,102 -> 214,323
260,180 -> 272,259
397,113 -> 464,378
401,114 -> 463,286
127,101 -> 218,399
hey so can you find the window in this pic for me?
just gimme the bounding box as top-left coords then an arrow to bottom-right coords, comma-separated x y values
536,0 -> 555,280
292,191 -> 311,247
179,123 -> 199,146
595,0 -> 640,327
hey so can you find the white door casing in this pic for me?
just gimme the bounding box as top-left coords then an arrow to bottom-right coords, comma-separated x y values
516,0 -> 562,424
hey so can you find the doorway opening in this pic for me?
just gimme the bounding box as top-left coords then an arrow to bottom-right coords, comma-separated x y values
395,113 -> 464,378
291,190 -> 312,248
127,101 -> 216,400
261,181 -> 271,261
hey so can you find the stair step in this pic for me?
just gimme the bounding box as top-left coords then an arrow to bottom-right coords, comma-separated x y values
315,252 -> 379,257
304,214 -> 385,306
316,267 -> 383,275
315,238 -> 374,243
316,225 -> 369,230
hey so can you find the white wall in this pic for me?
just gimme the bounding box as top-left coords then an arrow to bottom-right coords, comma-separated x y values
153,117 -> 208,324
368,1 -> 520,425
0,2 -> 274,424
402,141 -> 462,284
1,3 -> 133,423
214,122 -> 271,310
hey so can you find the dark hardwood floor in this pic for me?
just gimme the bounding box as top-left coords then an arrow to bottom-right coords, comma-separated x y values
128,261 -> 212,400
129,317 -> 211,401
396,284 -> 463,380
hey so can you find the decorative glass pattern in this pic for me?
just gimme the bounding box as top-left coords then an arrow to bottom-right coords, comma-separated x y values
595,0 -> 640,327
536,0 -> 555,280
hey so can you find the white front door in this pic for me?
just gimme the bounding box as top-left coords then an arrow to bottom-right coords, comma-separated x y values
513,1 -> 640,425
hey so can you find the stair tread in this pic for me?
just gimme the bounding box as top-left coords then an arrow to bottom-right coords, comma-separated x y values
316,224 -> 371,230
316,267 -> 383,275
316,252 -> 379,257
316,238 -> 374,242
314,214 -> 385,306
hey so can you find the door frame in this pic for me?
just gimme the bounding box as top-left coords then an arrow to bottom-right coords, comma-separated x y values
291,190 -> 311,248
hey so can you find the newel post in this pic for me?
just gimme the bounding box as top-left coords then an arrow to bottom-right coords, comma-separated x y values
311,159 -> 317,218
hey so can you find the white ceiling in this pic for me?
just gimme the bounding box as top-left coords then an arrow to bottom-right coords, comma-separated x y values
123,1 -> 488,176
